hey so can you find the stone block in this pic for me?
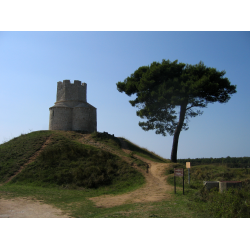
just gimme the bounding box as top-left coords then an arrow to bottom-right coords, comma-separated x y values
203,181 -> 219,191
219,181 -> 242,193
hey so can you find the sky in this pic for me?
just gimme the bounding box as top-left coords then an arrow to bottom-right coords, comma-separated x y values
1,31 -> 249,160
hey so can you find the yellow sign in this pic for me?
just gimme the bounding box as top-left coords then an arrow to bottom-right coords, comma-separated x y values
186,162 -> 191,168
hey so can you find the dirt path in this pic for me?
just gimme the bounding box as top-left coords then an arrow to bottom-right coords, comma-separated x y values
0,198 -> 70,218
89,138 -> 173,208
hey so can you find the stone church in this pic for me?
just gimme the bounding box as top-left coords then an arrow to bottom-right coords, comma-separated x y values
49,80 -> 97,132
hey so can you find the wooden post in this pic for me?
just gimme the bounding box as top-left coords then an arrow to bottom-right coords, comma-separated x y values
186,162 -> 191,185
174,168 -> 184,195
174,175 -> 176,194
183,172 -> 184,195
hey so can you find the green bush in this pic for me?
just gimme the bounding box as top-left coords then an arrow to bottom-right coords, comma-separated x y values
193,187 -> 210,202
10,136 -> 143,189
91,132 -> 121,149
0,131 -> 52,182
188,179 -> 250,218
206,187 -> 250,218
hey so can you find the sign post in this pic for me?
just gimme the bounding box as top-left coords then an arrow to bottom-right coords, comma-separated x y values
174,169 -> 176,194
174,168 -> 184,195
186,162 -> 191,185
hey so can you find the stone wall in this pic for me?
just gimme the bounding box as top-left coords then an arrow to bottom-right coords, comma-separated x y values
49,106 -> 72,131
56,80 -> 87,104
72,103 -> 97,132
203,181 -> 242,193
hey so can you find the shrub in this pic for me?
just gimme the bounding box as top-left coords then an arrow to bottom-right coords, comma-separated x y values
206,187 -> 250,218
11,137 -> 142,189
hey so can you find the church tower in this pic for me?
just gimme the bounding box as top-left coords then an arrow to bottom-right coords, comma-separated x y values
49,80 -> 97,132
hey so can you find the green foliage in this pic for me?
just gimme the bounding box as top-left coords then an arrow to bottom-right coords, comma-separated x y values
165,163 -> 250,217
11,135 -> 143,189
0,131 -> 52,183
189,182 -> 250,218
129,151 -> 135,158
178,156 -> 250,167
206,187 -> 250,218
116,59 -> 236,162
117,59 -> 236,136
91,131 -> 121,150
122,138 -> 169,163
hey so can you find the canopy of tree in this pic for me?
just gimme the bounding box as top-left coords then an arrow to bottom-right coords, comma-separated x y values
116,60 -> 237,162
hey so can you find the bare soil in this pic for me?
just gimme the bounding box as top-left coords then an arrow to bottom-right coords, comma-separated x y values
0,197 -> 70,218
0,134 -> 172,217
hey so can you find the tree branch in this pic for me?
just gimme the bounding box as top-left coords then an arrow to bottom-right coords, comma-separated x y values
186,105 -> 194,111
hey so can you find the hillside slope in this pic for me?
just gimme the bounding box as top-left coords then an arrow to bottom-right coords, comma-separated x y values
0,130 -> 174,214
78,133 -> 172,207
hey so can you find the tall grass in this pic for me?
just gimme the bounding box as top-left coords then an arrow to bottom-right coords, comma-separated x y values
0,131 -> 52,183
91,131 -> 121,150
206,185 -> 250,218
120,137 -> 169,163
9,133 -> 145,191
166,163 -> 250,217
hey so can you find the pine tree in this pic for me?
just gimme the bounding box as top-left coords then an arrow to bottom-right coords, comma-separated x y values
116,59 -> 237,162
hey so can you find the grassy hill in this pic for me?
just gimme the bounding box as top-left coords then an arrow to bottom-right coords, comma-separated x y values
0,131 -> 158,192
1,130 -> 250,218
0,130 -> 173,218
0,130 -> 171,192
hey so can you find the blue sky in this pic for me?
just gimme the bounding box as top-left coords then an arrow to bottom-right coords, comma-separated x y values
0,31 -> 249,159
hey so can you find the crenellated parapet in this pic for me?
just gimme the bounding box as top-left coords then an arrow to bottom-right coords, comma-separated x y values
57,79 -> 86,87
56,80 -> 87,103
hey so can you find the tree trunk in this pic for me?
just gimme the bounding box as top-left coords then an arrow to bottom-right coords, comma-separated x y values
171,102 -> 187,162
